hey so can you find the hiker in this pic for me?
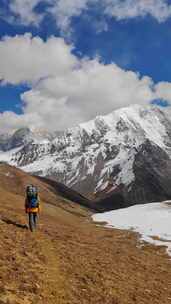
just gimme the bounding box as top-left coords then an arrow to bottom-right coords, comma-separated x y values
25,184 -> 40,232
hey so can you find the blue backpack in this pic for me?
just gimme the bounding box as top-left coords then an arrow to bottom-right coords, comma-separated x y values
26,185 -> 39,208
30,197 -> 39,208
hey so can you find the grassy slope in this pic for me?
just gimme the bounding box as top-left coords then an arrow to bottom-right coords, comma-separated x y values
0,164 -> 171,304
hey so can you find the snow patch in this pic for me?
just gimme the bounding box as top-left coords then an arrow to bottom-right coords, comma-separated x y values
92,202 -> 171,256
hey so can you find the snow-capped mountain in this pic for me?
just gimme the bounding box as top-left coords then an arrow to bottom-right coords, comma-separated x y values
1,104 -> 171,206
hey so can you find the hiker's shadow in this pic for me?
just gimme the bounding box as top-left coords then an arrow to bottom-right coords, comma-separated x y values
1,217 -> 28,230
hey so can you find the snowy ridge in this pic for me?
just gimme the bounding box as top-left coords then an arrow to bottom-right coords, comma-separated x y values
1,104 -> 171,200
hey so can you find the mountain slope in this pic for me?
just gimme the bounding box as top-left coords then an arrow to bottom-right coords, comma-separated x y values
1,104 -> 171,205
0,162 -> 94,212
0,163 -> 126,212
1,163 -> 171,303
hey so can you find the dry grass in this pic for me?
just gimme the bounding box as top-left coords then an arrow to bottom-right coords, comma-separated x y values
0,164 -> 171,304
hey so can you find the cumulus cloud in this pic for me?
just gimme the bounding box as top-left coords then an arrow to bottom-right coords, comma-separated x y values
0,111 -> 37,134
155,82 -> 171,102
21,60 -> 154,128
0,33 -> 171,134
0,33 -> 77,85
3,1 -> 171,34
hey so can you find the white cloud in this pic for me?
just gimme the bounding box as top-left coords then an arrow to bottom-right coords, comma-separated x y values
104,0 -> 171,22
49,0 -> 90,33
155,82 -> 171,102
9,0 -> 43,25
20,60 -> 155,131
48,0 -> 171,34
0,33 -> 77,85
0,33 -> 171,134
0,111 -> 37,134
4,1 -> 171,34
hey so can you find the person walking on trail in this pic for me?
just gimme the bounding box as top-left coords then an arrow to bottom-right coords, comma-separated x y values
25,184 -> 40,232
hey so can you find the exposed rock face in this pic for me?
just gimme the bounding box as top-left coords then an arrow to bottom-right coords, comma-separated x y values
1,104 -> 171,207
126,140 -> 171,204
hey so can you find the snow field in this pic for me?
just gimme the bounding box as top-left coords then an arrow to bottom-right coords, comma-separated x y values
93,202 -> 171,256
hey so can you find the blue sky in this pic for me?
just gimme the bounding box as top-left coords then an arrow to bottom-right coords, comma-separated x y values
1,0 -> 171,132
73,16 -> 171,81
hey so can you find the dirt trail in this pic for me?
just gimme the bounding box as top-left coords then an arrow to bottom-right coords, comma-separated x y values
0,214 -> 70,304
0,165 -> 171,303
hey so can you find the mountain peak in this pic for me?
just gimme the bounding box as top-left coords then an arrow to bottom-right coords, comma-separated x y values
1,104 -> 171,206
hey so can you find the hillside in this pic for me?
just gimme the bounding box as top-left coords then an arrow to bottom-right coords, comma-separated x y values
1,104 -> 171,206
1,164 -> 171,303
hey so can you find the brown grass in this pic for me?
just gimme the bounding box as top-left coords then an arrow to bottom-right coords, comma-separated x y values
0,164 -> 171,304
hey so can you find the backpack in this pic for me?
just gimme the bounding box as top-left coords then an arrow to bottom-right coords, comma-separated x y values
26,185 -> 39,208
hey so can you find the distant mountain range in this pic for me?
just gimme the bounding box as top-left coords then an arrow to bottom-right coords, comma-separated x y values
1,104 -> 171,207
